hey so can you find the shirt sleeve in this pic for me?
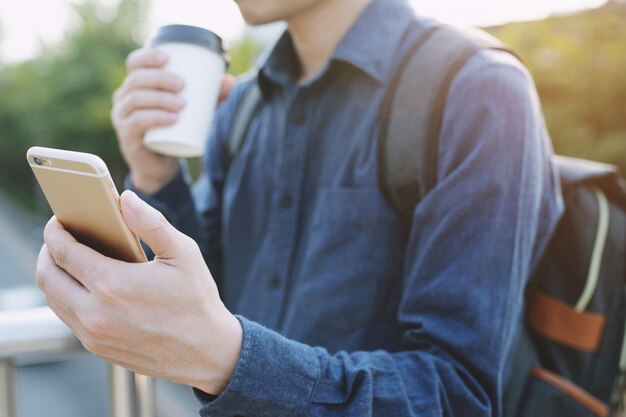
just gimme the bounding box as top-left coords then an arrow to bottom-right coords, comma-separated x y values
194,50 -> 563,417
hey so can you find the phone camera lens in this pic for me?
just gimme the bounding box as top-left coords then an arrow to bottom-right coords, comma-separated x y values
34,156 -> 43,166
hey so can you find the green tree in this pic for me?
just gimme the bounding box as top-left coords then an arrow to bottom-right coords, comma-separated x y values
0,0 -> 262,211
0,0 -> 148,206
487,2 -> 626,173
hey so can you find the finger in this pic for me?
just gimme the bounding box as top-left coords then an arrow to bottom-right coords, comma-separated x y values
113,70 -> 184,105
43,217 -> 116,291
123,68 -> 185,93
219,75 -> 236,103
47,297 -> 87,341
36,244 -> 91,314
119,69 -> 185,98
123,109 -> 179,138
45,295 -> 97,358
116,89 -> 185,118
120,191 -> 188,260
126,48 -> 168,71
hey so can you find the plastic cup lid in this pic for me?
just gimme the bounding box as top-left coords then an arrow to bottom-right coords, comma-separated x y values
151,24 -> 226,60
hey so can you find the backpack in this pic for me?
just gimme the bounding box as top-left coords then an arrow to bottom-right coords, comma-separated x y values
223,23 -> 626,417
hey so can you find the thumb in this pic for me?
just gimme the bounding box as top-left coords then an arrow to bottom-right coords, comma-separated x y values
120,190 -> 181,259
218,74 -> 236,103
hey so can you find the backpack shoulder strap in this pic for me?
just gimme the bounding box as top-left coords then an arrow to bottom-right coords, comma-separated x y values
554,155 -> 626,209
225,24 -> 516,217
379,23 -> 515,221
225,80 -> 263,170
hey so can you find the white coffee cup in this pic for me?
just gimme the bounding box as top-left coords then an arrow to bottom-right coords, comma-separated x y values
144,25 -> 227,158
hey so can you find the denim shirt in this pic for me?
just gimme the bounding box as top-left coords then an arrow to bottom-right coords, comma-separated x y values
135,0 -> 563,415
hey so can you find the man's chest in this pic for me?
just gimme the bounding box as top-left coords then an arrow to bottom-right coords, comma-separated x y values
220,78 -> 409,344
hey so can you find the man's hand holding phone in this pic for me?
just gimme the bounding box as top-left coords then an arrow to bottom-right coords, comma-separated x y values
36,191 -> 243,395
35,45 -> 241,394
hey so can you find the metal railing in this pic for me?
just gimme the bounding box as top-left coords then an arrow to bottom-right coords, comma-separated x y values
0,306 -> 154,417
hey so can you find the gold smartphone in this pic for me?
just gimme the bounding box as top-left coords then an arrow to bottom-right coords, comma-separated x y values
27,146 -> 147,263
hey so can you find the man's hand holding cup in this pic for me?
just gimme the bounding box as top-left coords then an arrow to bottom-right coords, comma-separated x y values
111,25 -> 234,195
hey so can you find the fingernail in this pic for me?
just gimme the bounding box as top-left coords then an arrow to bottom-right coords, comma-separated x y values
124,191 -> 142,212
174,97 -> 185,108
154,50 -> 168,62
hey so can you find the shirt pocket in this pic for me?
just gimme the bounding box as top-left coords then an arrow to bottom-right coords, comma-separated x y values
286,187 -> 406,345
310,186 -> 406,262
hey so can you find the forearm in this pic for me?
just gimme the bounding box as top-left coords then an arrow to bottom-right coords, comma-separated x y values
195,318 -> 493,417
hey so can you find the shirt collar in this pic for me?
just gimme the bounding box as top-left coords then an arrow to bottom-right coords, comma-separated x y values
331,0 -> 418,83
259,31 -> 300,92
259,0 -> 418,95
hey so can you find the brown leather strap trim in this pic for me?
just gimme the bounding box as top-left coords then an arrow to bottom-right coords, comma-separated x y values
528,291 -> 606,352
530,367 -> 609,417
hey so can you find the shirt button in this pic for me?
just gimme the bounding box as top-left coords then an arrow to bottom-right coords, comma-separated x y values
280,193 -> 293,208
267,276 -> 281,290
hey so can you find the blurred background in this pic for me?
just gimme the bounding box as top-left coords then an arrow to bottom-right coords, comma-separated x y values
0,0 -> 624,415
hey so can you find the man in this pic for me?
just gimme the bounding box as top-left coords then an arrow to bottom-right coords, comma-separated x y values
37,0 -> 563,415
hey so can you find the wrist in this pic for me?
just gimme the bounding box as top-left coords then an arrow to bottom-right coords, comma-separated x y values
131,169 -> 178,195
194,312 -> 243,395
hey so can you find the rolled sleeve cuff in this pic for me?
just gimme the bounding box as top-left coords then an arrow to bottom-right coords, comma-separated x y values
195,316 -> 322,417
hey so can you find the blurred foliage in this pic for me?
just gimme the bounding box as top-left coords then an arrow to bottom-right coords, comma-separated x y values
487,0 -> 626,172
0,0 -> 262,211
0,0 -> 150,207
228,36 -> 264,76
0,0 -> 625,211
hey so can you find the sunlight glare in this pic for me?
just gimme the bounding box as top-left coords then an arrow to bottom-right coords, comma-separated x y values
0,0 -> 610,64
411,0 -> 607,26
147,0 -> 244,44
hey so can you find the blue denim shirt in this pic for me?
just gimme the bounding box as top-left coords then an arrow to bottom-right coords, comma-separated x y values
136,0 -> 563,415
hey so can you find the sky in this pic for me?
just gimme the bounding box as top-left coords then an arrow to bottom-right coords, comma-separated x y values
0,0 -> 609,64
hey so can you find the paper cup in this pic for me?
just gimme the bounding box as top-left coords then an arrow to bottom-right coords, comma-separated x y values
144,25 -> 227,158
